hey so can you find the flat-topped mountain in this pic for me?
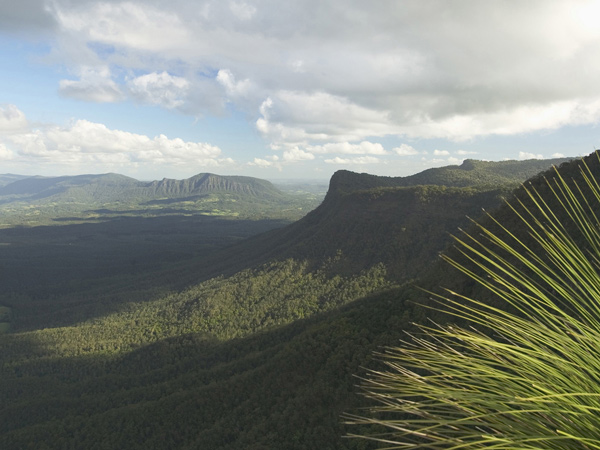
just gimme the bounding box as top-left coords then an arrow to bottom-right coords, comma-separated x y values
0,172 -> 284,203
0,153 -> 588,449
327,157 -> 572,197
0,172 -> 318,224
194,157 -> 573,281
147,173 -> 285,199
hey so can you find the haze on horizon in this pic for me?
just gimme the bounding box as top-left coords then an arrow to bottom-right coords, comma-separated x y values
0,0 -> 598,181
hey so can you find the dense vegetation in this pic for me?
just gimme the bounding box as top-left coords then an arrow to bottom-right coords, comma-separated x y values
0,157 -> 579,449
348,154 -> 600,448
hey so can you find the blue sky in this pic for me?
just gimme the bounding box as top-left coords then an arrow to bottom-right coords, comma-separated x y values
0,1 -> 599,181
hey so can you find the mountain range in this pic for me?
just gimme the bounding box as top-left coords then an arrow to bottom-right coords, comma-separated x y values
0,172 -> 286,203
0,172 -> 324,226
0,154 -> 583,449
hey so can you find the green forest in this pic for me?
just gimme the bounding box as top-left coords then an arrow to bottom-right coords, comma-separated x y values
2,155 -> 593,449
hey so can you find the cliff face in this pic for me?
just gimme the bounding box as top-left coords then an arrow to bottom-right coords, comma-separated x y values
325,157 -> 573,200
146,173 -> 283,198
0,172 -> 287,205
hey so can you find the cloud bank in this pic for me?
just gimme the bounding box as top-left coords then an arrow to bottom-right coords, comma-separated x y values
3,0 -> 596,173
0,106 -> 230,174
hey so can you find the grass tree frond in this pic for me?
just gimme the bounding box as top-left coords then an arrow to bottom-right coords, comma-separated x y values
346,156 -> 600,449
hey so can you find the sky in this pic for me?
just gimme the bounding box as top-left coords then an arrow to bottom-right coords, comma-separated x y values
1,0 -> 600,181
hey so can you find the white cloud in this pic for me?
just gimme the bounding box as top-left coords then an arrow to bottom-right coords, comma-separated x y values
0,105 -> 28,133
4,117 -> 228,172
59,79 -> 123,103
519,151 -> 544,160
0,142 -> 13,160
394,144 -> 419,156
433,149 -> 450,156
552,152 -> 566,158
306,141 -> 388,155
59,66 -> 123,103
54,2 -> 191,53
229,1 -> 257,21
255,91 -> 394,147
249,157 -> 275,167
282,148 -> 315,162
128,72 -> 190,109
216,69 -> 254,101
324,156 -> 380,165
248,156 -> 282,170
21,0 -> 600,160
456,150 -> 478,155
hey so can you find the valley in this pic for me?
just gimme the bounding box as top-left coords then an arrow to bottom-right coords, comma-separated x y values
0,156 -> 581,449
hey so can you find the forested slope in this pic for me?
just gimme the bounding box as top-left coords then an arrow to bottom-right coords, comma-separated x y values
0,155 -> 581,449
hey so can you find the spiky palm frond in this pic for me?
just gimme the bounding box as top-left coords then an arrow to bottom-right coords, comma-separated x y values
347,157 -> 600,449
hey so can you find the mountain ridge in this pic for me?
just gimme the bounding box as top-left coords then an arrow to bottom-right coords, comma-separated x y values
0,171 -> 319,225
196,156 -> 574,281
0,172 -> 285,203
146,173 -> 285,199
0,154 -> 588,449
326,157 -> 573,199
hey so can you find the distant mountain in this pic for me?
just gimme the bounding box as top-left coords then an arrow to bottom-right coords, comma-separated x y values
147,173 -> 285,199
0,173 -> 140,201
0,172 -> 317,224
0,172 -> 284,204
181,156 -> 572,283
0,154 -> 589,449
0,173 -> 30,187
327,157 -> 572,196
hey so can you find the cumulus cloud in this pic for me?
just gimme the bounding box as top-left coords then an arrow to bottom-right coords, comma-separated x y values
248,155 -> 282,170
249,157 -> 275,167
324,156 -> 380,165
53,2 -> 191,53
4,117 -> 229,172
282,148 -> 315,162
519,151 -> 545,160
394,144 -> 419,156
14,0 -> 600,165
0,142 -> 13,160
59,66 -> 123,103
0,105 -> 28,133
217,70 -> 252,98
433,149 -> 450,156
255,91 -> 394,147
306,141 -> 388,155
229,1 -> 257,21
128,72 -> 190,109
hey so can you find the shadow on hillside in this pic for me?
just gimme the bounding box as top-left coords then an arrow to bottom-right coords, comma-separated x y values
0,286 -> 412,449
0,214 -> 290,331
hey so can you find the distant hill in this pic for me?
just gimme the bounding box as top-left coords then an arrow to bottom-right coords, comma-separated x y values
327,157 -> 573,196
0,154 -> 587,449
198,157 -> 573,281
0,172 -> 284,204
0,173 -> 30,187
147,173 -> 285,199
0,173 -> 140,201
0,172 -> 319,224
